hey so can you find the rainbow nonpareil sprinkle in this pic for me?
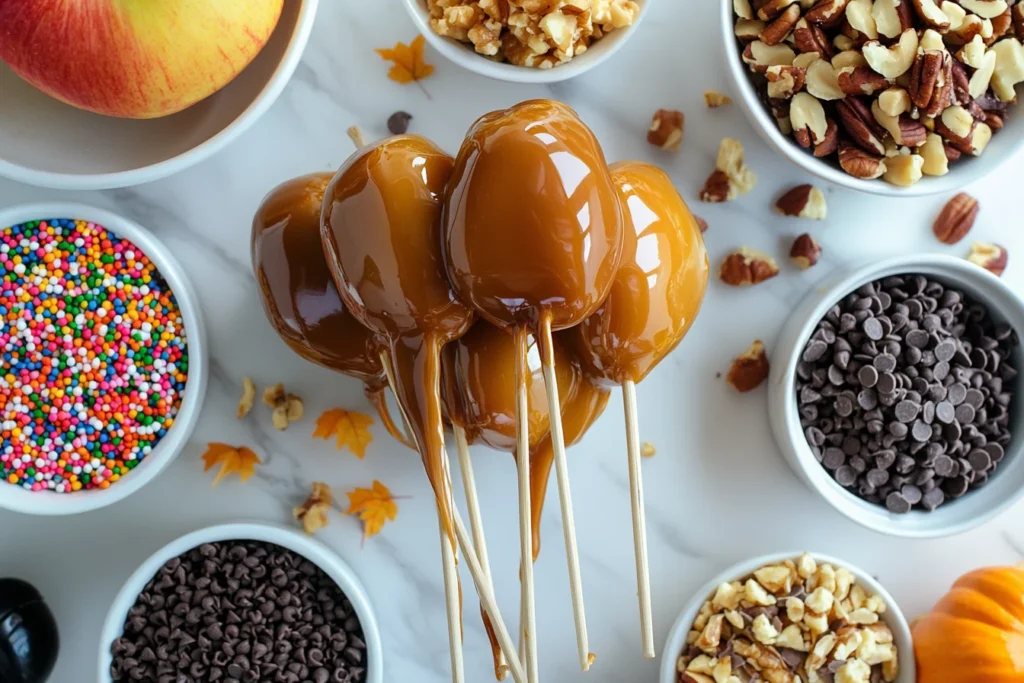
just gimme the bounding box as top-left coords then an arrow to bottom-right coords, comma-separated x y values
1,218 -> 189,493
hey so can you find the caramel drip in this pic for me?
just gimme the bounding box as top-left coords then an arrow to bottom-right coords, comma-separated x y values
568,161 -> 710,385
364,383 -> 415,450
251,172 -> 383,382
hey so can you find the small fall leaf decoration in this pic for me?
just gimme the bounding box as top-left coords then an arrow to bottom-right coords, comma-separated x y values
201,443 -> 261,486
345,480 -> 398,541
376,35 -> 434,94
313,408 -> 374,459
294,482 -> 333,535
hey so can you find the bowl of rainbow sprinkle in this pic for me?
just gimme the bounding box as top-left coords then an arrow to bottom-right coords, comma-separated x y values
0,203 -> 206,515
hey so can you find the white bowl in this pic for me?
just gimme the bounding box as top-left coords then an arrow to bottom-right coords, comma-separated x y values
0,203 -> 207,515
401,0 -> 650,83
0,0 -> 318,190
660,551 -> 915,683
98,522 -> 384,683
768,254 -> 1024,538
719,0 -> 1024,197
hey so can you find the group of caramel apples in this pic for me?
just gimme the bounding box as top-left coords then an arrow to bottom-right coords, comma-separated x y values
251,99 -> 710,682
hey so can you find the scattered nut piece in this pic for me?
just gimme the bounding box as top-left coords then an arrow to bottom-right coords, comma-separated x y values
727,340 -> 770,392
705,90 -> 733,107
882,153 -> 924,187
641,442 -> 656,457
838,142 -> 887,179
776,184 -> 828,219
967,241 -> 1008,275
933,192 -> 980,244
237,377 -> 256,419
695,215 -> 709,233
720,247 -> 780,286
701,138 -> 757,201
264,383 -> 304,431
790,233 -> 823,269
293,482 -> 332,535
647,109 -> 685,151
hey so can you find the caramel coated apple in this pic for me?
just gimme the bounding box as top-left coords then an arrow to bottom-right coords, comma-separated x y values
251,173 -> 382,381
441,322 -> 578,454
569,161 -> 709,385
443,99 -> 625,332
321,135 -> 475,539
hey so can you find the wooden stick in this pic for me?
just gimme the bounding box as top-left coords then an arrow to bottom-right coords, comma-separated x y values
537,317 -> 591,671
453,510 -> 528,683
439,515 -> 466,683
347,125 -> 367,149
379,350 -> 526,683
514,330 -> 540,683
622,379 -> 655,659
453,425 -> 508,679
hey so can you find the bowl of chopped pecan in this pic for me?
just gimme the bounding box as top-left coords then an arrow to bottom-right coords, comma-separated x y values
721,0 -> 1024,195
403,0 -> 648,82
661,551 -> 914,683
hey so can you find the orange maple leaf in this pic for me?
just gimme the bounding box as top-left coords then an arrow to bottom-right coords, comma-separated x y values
376,35 -> 435,85
313,408 -> 374,458
201,443 -> 261,487
344,480 -> 399,540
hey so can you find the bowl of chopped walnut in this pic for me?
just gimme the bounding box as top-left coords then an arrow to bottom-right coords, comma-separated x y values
661,551 -> 914,683
403,0 -> 648,82
721,0 -> 1024,195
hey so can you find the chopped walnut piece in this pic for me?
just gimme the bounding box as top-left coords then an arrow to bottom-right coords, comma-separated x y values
728,341 -> 771,392
648,109 -> 685,151
720,247 -> 780,286
237,377 -> 256,419
641,441 -> 656,457
264,383 -> 304,431
293,482 -> 332,535
705,90 -> 734,107
701,138 -> 758,202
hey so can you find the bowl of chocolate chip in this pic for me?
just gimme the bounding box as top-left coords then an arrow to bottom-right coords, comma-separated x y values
99,522 -> 382,683
769,254 -> 1024,538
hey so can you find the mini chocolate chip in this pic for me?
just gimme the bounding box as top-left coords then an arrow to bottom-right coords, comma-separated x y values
986,443 -> 1005,462
911,420 -> 932,442
964,388 -> 985,408
865,469 -> 889,487
894,400 -> 920,423
803,340 -> 828,362
948,383 -> 968,405
906,329 -> 929,349
822,448 -> 846,470
863,317 -> 884,340
858,365 -> 879,388
968,449 -> 991,472
857,389 -> 879,410
934,340 -> 956,362
873,353 -> 897,373
835,466 -> 857,486
935,401 -> 955,424
885,491 -> 912,513
877,372 -> 897,394
934,455 -> 955,476
944,474 -> 970,498
835,395 -> 854,417
387,111 -> 413,135
922,487 -> 945,511
954,403 -> 976,424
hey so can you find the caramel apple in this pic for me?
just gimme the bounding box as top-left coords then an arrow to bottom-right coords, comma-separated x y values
250,173 -> 412,447
443,99 -> 625,672
568,160 -> 709,658
322,136 -> 527,683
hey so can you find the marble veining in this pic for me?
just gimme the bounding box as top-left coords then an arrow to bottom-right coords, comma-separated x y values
2,0 -> 1024,681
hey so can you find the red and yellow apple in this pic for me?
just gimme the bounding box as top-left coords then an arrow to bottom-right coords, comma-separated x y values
0,0 -> 284,119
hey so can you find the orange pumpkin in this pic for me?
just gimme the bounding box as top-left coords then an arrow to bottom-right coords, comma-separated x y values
913,564 -> 1024,682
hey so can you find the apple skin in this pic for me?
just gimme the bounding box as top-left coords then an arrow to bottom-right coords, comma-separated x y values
0,0 -> 284,119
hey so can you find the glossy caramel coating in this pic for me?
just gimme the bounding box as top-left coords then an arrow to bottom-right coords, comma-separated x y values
569,161 -> 709,385
321,135 -> 475,541
441,321 -> 578,453
443,99 -> 625,331
251,173 -> 382,381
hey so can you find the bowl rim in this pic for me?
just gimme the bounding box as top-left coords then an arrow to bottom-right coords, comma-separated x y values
0,0 -> 319,191
718,0 -> 1024,197
400,0 -> 651,84
96,521 -> 384,683
0,202 -> 208,515
659,550 -> 915,683
767,253 -> 1024,538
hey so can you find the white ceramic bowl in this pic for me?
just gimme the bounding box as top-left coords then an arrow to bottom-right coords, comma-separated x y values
769,254 -> 1024,538
660,551 -> 915,683
719,0 -> 1024,197
0,203 -> 207,515
401,0 -> 650,83
0,0 -> 318,190
98,522 -> 384,683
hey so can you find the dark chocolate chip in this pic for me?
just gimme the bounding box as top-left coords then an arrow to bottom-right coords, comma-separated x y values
885,492 -> 911,513
803,340 -> 828,362
387,111 -> 413,135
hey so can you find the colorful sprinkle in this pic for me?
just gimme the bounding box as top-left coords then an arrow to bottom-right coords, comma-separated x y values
0,219 -> 188,493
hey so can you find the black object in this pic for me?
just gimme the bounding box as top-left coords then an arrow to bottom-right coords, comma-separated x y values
0,578 -> 59,683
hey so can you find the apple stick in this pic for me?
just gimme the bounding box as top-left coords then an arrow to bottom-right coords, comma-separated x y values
379,351 -> 526,683
453,425 -> 508,679
537,316 -> 591,671
514,330 -> 540,683
622,379 -> 655,659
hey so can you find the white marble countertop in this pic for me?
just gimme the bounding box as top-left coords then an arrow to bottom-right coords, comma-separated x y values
2,1 -> 1024,682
